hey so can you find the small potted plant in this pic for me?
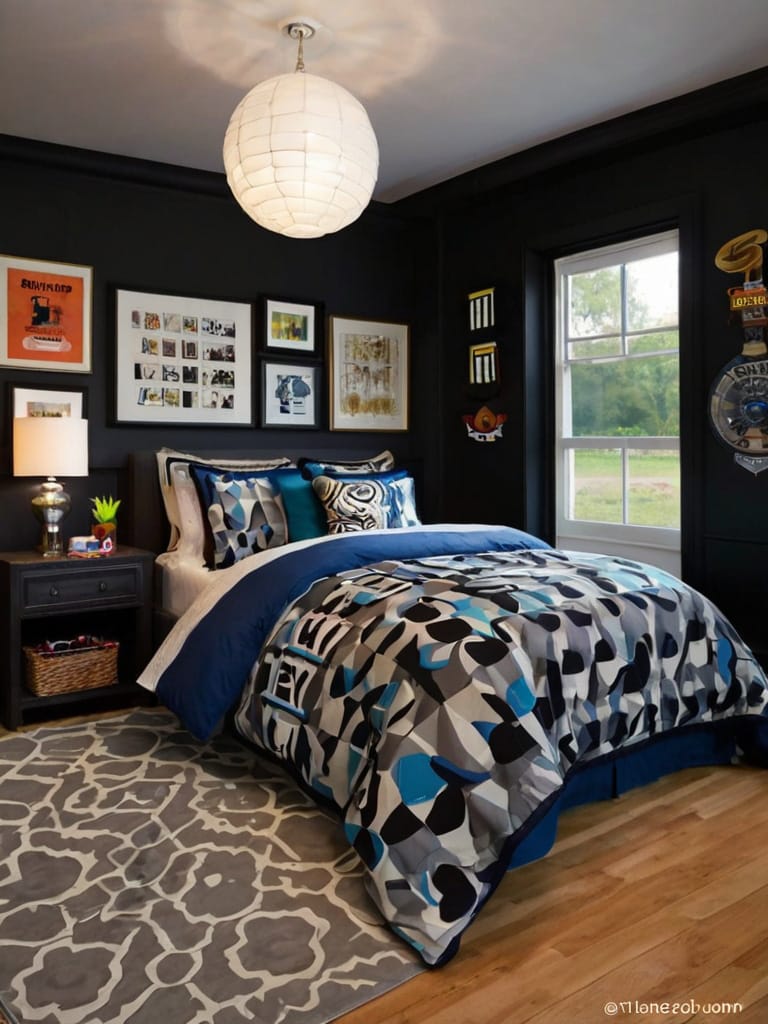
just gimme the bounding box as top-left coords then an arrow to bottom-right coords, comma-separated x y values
90,495 -> 121,554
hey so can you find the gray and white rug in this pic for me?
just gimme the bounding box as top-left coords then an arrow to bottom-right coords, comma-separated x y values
0,709 -> 422,1024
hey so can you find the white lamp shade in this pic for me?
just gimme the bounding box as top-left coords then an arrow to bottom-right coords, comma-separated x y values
13,416 -> 89,478
223,72 -> 379,239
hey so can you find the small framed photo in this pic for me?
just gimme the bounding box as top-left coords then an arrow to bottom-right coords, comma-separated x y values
329,316 -> 409,432
11,384 -> 86,419
0,254 -> 93,373
469,341 -> 499,386
114,287 -> 254,426
261,359 -> 321,429
263,296 -> 320,355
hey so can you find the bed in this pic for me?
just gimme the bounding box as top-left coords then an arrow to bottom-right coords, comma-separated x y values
133,449 -> 768,967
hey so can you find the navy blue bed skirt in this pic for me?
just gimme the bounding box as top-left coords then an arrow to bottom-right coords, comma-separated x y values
508,716 -> 768,869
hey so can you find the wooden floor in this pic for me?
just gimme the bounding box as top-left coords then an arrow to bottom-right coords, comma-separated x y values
338,763 -> 768,1024
4,714 -> 766,1022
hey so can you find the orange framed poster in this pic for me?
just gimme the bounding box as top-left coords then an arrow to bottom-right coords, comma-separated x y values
0,254 -> 92,373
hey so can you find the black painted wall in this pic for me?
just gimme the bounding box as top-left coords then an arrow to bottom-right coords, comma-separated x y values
0,138 -> 438,550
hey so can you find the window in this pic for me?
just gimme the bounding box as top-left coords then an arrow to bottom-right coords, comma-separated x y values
554,230 -> 680,572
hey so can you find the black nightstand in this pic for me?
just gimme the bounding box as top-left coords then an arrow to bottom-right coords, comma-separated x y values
0,546 -> 155,729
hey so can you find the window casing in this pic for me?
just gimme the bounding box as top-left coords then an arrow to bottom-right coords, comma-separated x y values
554,230 -> 680,572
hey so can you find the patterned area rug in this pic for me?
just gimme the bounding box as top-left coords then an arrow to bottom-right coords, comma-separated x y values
0,709 -> 422,1024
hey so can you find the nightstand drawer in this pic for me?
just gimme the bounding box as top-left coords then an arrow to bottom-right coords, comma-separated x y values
21,564 -> 143,612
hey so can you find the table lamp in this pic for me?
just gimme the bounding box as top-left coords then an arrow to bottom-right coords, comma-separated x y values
13,416 -> 89,557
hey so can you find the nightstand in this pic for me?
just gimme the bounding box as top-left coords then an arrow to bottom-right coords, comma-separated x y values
0,546 -> 155,729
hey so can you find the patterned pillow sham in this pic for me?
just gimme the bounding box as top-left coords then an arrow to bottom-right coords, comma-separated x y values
156,448 -> 293,555
190,466 -> 288,569
297,449 -> 394,480
311,470 -> 421,534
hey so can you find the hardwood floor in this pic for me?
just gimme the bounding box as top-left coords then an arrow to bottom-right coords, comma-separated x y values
337,764 -> 768,1024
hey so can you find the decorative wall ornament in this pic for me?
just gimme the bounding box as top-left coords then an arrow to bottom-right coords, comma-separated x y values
463,405 -> 506,442
469,341 -> 498,384
468,286 -> 495,330
468,340 -> 500,400
709,229 -> 768,474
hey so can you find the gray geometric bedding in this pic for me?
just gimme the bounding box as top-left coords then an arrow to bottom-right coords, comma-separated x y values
234,548 -> 768,965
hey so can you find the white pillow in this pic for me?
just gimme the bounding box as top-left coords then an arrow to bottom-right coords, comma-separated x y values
156,448 -> 293,556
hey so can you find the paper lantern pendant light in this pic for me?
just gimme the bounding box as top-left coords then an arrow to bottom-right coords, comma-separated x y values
223,22 -> 379,239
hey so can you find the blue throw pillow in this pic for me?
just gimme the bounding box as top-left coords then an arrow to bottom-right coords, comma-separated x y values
190,466 -> 288,569
267,468 -> 327,542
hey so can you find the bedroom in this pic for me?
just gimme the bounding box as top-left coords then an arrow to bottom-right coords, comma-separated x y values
1,2 -> 768,1022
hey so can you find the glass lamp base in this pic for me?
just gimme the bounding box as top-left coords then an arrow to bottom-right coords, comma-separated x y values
40,528 -> 65,558
31,477 -> 71,558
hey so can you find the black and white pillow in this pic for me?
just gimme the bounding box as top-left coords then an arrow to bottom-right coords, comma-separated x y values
311,470 -> 420,534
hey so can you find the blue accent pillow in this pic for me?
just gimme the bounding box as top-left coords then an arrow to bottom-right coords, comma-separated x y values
267,468 -> 327,542
190,466 -> 288,569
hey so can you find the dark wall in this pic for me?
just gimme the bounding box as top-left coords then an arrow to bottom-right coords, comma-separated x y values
0,138 -> 438,550
402,67 -> 768,664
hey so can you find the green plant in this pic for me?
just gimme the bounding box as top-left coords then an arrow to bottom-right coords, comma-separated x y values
91,495 -> 121,524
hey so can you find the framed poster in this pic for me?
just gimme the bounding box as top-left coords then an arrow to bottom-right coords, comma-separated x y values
11,384 -> 86,419
260,359 -> 321,429
263,296 -> 320,355
114,287 -> 253,425
329,316 -> 409,431
0,254 -> 92,372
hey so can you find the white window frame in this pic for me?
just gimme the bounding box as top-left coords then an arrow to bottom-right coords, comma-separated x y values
554,229 -> 680,573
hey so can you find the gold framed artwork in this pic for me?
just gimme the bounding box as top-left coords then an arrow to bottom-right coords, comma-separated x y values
0,254 -> 92,373
328,316 -> 409,432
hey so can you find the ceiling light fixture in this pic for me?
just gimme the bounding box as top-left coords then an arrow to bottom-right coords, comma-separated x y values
222,18 -> 379,239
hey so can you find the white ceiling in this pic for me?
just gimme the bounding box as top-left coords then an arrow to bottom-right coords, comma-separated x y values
2,0 -> 767,203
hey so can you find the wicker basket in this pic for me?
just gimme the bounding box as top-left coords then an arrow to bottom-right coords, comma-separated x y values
23,642 -> 119,697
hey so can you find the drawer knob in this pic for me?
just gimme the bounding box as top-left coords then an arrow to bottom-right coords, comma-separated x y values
49,585 -> 59,598
98,581 -> 108,593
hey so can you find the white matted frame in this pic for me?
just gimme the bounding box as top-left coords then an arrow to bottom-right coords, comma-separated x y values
329,316 -> 409,432
114,287 -> 254,426
260,359 -> 321,429
0,254 -> 92,373
264,296 -> 319,355
12,384 -> 85,419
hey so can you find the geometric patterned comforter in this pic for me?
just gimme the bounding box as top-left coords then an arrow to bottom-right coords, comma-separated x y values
233,546 -> 768,965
